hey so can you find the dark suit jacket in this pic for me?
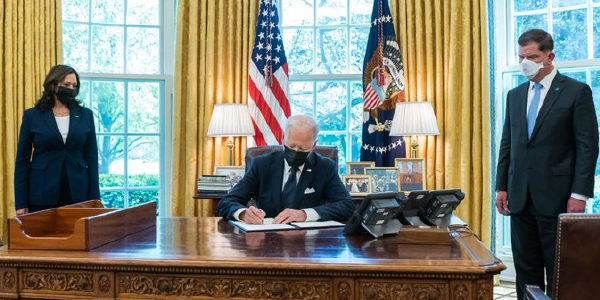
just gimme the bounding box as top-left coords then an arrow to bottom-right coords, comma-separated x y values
218,150 -> 354,221
496,72 -> 599,216
14,106 -> 100,210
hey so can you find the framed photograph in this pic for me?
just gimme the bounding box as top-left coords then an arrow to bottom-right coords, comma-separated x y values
346,161 -> 375,175
213,165 -> 245,187
341,175 -> 372,196
365,167 -> 400,193
395,158 -> 425,192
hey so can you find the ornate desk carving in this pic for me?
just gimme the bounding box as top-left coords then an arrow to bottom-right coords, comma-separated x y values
0,217 -> 504,300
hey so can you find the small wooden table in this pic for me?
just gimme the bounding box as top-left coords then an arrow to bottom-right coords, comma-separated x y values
0,217 -> 504,300
193,193 -> 226,216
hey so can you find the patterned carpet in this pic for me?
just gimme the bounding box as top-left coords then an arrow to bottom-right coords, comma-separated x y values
494,282 -> 517,300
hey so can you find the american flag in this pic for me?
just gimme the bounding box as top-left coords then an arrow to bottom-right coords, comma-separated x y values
248,0 -> 290,146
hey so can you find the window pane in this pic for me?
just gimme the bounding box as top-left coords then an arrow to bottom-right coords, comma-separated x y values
127,27 -> 160,74
316,28 -> 348,74
553,9 -> 587,61
100,190 -> 124,208
594,8 -> 600,58
350,27 -> 369,73
63,23 -> 90,72
97,135 -> 125,182
289,81 -> 314,116
92,0 -> 124,24
78,80 -> 91,107
129,190 -> 159,207
318,134 -> 347,173
127,0 -> 160,25
127,136 -> 159,187
91,25 -> 124,73
553,0 -> 586,8
591,70 -> 600,136
350,81 -> 363,131
594,70 -> 600,213
92,81 -> 125,133
351,133 -> 362,162
281,0 -> 313,26
316,81 -> 347,130
317,0 -> 347,26
514,0 -> 547,12
63,0 -> 89,22
560,70 -> 586,83
283,28 -> 314,74
129,82 -> 160,132
350,0 -> 372,24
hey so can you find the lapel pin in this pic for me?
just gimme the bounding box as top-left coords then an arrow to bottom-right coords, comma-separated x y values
307,169 -> 312,172
554,87 -> 559,92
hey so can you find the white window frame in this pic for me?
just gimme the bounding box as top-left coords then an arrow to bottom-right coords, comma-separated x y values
62,0 -> 175,216
281,0 -> 370,170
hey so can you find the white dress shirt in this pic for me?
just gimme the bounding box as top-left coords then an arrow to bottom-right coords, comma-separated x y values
55,116 -> 69,143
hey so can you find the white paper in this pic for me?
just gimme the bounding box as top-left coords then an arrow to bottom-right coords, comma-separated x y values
229,218 -> 294,232
229,218 -> 344,232
290,220 -> 344,229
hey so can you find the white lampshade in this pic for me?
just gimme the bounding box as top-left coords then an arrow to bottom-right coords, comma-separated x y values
390,101 -> 440,136
206,103 -> 255,137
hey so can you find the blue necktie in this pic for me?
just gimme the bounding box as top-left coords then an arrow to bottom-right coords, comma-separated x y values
527,82 -> 543,138
281,166 -> 298,209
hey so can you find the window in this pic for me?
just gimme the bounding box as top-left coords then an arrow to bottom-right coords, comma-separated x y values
493,0 -> 600,280
62,0 -> 174,215
281,0 -> 372,174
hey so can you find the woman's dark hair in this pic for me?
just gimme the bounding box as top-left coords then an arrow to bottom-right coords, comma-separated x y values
34,65 -> 82,111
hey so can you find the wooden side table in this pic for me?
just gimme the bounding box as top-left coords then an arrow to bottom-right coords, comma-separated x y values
192,193 -> 226,217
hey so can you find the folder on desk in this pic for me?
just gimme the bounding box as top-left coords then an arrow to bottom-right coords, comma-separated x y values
229,218 -> 344,232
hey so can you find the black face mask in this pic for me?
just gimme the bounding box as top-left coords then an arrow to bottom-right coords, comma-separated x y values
283,145 -> 310,167
56,86 -> 78,104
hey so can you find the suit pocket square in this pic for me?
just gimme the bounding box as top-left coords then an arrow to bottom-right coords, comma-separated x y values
304,187 -> 315,194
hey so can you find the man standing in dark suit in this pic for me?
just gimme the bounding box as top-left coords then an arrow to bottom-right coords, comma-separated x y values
218,115 -> 354,224
495,29 -> 598,299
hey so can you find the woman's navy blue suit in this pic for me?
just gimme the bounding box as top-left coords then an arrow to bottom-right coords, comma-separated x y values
14,106 -> 100,210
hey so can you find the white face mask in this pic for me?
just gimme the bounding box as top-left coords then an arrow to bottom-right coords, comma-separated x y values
519,57 -> 545,80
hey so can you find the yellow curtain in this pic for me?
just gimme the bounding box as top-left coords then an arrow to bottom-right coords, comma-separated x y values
0,0 -> 63,240
172,0 -> 260,217
391,0 -> 491,245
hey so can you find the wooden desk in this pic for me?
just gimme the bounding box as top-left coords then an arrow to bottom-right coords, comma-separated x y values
0,217 -> 504,300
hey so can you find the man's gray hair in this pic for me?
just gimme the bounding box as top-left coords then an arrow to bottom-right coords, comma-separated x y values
284,115 -> 319,141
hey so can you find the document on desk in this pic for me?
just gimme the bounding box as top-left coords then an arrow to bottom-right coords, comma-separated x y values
229,218 -> 344,232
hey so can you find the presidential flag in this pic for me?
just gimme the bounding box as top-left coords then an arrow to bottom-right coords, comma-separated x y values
360,0 -> 406,166
248,0 -> 290,146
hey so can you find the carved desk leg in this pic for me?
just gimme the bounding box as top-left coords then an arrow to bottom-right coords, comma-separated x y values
0,268 -> 18,298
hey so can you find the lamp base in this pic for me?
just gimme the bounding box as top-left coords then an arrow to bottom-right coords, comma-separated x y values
227,139 -> 234,165
410,136 -> 419,158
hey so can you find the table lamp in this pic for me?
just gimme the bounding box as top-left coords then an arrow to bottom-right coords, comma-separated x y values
206,103 -> 255,165
390,101 -> 440,158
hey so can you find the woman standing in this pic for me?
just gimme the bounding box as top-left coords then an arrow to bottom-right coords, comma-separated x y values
14,65 -> 100,215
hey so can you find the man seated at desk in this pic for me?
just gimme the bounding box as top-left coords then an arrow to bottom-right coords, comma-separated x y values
218,115 -> 354,224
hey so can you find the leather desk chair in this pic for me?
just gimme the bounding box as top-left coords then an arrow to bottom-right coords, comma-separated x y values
525,213 -> 600,300
244,145 -> 338,172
